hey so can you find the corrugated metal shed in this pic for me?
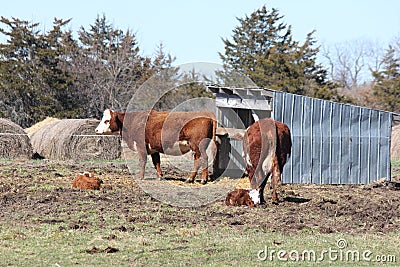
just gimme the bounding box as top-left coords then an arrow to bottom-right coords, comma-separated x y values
209,86 -> 396,184
274,91 -> 392,184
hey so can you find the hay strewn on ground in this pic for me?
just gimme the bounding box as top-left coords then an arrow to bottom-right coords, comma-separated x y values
392,124 -> 400,160
30,119 -> 121,160
25,117 -> 60,138
0,118 -> 33,159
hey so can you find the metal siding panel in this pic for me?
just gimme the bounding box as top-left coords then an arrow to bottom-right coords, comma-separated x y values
320,100 -> 331,183
301,96 -> 312,183
359,108 -> 370,183
285,93 -> 297,184
282,93 -> 295,183
275,92 -> 296,184
340,105 -> 351,183
311,98 -> 322,183
379,112 -> 392,180
369,109 -> 379,182
330,102 -> 341,184
273,90 -> 392,185
291,94 -> 304,183
348,106 -> 360,184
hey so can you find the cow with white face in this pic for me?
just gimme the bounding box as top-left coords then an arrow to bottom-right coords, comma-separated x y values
95,108 -> 217,184
95,109 -> 124,135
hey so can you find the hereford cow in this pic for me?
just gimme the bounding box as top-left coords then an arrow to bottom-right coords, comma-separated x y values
225,188 -> 260,207
72,172 -> 102,190
95,109 -> 217,184
239,118 -> 292,204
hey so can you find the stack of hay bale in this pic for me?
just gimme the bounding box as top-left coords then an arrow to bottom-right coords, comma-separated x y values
0,118 -> 33,159
392,124 -> 400,160
30,119 -> 121,161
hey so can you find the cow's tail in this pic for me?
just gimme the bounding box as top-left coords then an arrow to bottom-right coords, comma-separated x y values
210,114 -> 218,170
260,136 -> 276,175
212,115 -> 217,143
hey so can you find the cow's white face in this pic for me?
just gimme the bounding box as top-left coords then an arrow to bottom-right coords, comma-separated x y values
248,189 -> 260,205
95,109 -> 113,134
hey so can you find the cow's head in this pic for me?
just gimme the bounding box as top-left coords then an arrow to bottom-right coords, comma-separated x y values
95,109 -> 121,134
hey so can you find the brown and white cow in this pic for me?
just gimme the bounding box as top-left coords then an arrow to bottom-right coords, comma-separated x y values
225,188 -> 260,207
238,118 -> 292,204
95,109 -> 217,184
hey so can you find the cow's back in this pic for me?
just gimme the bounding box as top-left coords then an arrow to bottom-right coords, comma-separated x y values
123,110 -> 216,152
243,118 -> 277,184
152,110 -> 216,145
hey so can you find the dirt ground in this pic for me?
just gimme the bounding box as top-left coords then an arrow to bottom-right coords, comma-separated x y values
0,159 -> 400,235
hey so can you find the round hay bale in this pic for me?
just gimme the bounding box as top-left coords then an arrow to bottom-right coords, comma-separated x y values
0,118 -> 33,159
30,119 -> 121,160
25,117 -> 60,138
391,124 -> 400,160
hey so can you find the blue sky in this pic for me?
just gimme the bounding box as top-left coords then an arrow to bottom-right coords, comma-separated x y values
2,0 -> 400,64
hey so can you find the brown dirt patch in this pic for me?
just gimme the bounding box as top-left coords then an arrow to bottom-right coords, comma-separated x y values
0,160 -> 399,234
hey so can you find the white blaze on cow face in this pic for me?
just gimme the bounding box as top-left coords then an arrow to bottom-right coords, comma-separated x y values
95,109 -> 112,134
248,189 -> 260,205
80,171 -> 93,177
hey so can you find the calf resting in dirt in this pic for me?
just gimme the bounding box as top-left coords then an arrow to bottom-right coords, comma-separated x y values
225,188 -> 260,207
72,172 -> 102,190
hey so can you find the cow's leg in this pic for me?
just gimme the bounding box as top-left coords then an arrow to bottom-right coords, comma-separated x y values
138,159 -> 146,180
199,139 -> 210,185
137,147 -> 147,180
186,150 -> 201,183
270,159 -> 281,204
151,152 -> 163,179
255,167 -> 268,204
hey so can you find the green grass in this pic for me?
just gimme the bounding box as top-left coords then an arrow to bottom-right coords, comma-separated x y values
1,221 -> 399,266
1,159 -> 399,266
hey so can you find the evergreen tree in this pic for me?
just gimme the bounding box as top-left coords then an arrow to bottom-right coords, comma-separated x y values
0,17 -> 76,127
372,46 -> 400,112
74,14 -> 151,116
146,43 -> 181,111
219,6 -> 339,100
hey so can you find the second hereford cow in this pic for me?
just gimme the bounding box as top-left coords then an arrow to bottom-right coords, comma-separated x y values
239,118 -> 292,204
95,109 -> 217,184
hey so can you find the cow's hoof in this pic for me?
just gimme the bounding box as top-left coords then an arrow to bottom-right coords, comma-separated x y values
185,179 -> 194,183
200,180 -> 207,185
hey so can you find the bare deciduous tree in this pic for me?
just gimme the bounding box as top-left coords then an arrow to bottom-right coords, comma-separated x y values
321,39 -> 385,89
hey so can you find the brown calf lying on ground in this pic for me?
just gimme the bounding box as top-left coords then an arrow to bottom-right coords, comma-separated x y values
72,172 -> 102,190
225,188 -> 260,207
